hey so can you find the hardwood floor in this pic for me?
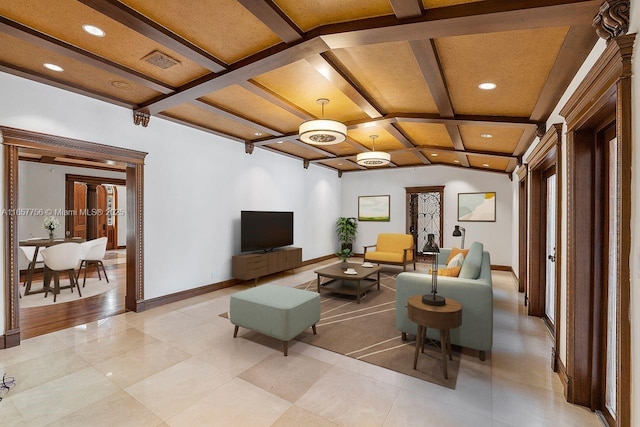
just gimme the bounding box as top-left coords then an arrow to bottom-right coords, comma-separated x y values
19,262 -> 126,339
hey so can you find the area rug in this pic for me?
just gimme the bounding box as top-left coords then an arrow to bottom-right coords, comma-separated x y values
20,278 -> 118,308
224,271 -> 460,389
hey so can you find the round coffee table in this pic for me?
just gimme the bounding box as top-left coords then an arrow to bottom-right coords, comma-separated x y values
407,295 -> 462,379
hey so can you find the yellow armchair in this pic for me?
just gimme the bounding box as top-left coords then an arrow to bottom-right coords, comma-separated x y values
363,233 -> 415,271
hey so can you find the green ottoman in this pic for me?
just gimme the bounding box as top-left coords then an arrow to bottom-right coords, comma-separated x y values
229,284 -> 320,356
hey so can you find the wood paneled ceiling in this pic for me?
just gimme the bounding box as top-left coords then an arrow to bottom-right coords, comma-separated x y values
0,0 -> 602,175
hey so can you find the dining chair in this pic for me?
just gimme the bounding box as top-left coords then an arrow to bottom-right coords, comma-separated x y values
41,242 -> 82,302
77,237 -> 109,287
19,246 -> 44,282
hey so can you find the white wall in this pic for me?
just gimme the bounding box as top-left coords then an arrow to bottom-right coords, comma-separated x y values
17,162 -> 125,239
0,72 -> 341,334
341,166 -> 513,266
115,185 -> 126,247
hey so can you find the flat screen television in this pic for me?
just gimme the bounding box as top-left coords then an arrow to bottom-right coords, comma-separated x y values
241,211 -> 293,253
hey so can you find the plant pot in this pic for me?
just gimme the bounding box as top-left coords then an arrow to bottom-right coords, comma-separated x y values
340,260 -> 349,269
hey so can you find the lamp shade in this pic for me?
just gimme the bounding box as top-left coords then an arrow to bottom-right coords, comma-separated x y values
356,150 -> 391,166
453,226 -> 462,237
299,119 -> 347,145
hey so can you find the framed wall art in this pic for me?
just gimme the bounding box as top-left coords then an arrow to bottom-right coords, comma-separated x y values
458,192 -> 496,222
358,195 -> 390,221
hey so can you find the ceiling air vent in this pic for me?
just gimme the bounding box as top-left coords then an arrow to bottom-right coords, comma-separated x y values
141,50 -> 180,69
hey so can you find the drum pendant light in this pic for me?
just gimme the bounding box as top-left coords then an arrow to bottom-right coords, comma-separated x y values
357,134 -> 390,167
299,98 -> 347,145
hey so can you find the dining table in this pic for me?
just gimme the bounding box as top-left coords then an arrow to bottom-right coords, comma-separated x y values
19,237 -> 86,295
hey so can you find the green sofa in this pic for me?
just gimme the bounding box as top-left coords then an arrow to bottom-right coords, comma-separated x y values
395,242 -> 493,360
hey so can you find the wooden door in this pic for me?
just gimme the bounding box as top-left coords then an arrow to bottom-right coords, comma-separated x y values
106,186 -> 117,249
73,182 -> 87,239
97,185 -> 107,239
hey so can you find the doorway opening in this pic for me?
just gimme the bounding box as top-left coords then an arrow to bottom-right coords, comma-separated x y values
2,126 -> 146,349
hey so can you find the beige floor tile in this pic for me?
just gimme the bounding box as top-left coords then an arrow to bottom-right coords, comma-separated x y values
490,351 -> 563,393
74,327 -> 157,364
3,347 -> 89,395
296,366 -> 400,426
9,367 -> 119,426
195,332 -> 276,376
239,351 -> 332,403
383,388 -> 493,427
0,332 -> 68,367
0,399 -> 27,427
271,405 -> 339,426
46,390 -> 164,427
402,357 -> 493,418
287,341 -> 348,366
166,378 -> 291,427
49,316 -> 129,347
124,357 -> 232,421
131,310 -> 208,341
492,326 -> 554,360
491,376 -> 599,426
338,356 -> 409,389
92,340 -> 191,388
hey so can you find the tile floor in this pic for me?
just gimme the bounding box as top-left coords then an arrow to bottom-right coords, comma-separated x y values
0,262 -> 601,426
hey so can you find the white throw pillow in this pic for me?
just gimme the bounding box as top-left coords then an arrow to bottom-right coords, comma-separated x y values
446,252 -> 465,268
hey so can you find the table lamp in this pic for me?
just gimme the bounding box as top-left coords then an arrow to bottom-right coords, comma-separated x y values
422,233 -> 445,306
452,225 -> 466,249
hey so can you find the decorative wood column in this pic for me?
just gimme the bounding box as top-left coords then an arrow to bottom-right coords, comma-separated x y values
3,143 -> 20,348
126,164 -> 144,312
86,183 -> 98,240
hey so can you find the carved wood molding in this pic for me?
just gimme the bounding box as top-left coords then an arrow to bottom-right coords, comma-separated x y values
245,142 -> 255,154
560,34 -> 635,130
0,126 -> 147,165
3,144 -> 20,346
527,123 -> 563,170
133,110 -> 150,127
516,164 -> 528,181
593,0 -> 629,41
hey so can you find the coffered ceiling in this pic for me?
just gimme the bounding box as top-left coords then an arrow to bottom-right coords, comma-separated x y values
0,0 -> 602,175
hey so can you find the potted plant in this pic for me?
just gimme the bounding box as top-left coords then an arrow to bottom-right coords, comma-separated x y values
336,248 -> 353,269
336,217 -> 358,251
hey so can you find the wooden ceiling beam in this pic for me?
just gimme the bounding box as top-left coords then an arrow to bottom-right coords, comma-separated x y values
513,125 -> 539,157
240,81 -> 314,120
394,113 -> 536,127
284,139 -> 337,158
140,37 -> 331,114
0,61 -> 135,109
156,113 -> 245,142
529,25 -> 598,123
457,153 -> 470,167
191,99 -> 283,136
409,39 -> 454,117
317,0 -> 600,49
237,0 -> 303,43
77,0 -> 227,72
389,0 -> 423,19
506,157 -> 519,174
306,54 -> 383,119
140,0 -> 599,115
0,16 -> 174,95
253,133 -> 298,146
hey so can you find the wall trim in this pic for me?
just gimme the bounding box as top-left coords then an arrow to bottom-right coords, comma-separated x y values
556,355 -> 571,400
141,278 -> 239,311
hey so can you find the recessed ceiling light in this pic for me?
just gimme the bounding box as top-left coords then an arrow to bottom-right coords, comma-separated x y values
480,134 -> 493,138
82,24 -> 106,37
483,163 -> 490,167
363,122 -> 376,128
110,80 -> 132,90
338,163 -> 343,166
276,141 -> 283,144
254,132 -> 263,136
431,153 -> 438,157
478,82 -> 497,90
454,160 -> 460,163
44,63 -> 63,72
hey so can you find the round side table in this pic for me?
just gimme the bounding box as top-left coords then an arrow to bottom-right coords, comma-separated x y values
407,295 -> 462,379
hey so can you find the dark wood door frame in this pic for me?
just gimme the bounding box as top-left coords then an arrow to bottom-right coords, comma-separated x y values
526,124 -> 563,373
1,126 -> 147,349
516,165 -> 528,295
559,34 -> 633,426
64,174 -> 127,242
